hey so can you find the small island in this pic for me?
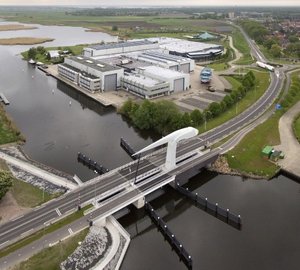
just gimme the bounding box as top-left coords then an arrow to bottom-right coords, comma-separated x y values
0,37 -> 54,45
0,24 -> 37,31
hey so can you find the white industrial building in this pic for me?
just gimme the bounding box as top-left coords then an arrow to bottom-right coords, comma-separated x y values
121,73 -> 170,99
148,37 -> 223,60
137,66 -> 190,93
58,56 -> 124,92
128,51 -> 195,73
83,40 -> 159,58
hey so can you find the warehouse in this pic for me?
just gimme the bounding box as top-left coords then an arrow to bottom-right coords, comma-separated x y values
83,40 -> 159,57
121,73 -> 170,99
59,56 -> 124,92
148,37 -> 223,60
58,63 -> 101,92
129,51 -> 195,73
137,66 -> 190,93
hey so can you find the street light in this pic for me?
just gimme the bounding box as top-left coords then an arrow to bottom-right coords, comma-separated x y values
235,96 -> 242,115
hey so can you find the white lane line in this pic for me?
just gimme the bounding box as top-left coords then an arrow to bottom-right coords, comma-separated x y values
0,240 -> 9,247
10,215 -> 24,222
68,228 -> 73,235
55,208 -> 62,216
21,229 -> 33,237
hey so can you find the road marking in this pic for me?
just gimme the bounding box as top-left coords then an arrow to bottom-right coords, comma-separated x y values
10,215 -> 24,222
0,241 -> 9,247
21,229 -> 33,237
68,228 -> 73,235
55,208 -> 62,216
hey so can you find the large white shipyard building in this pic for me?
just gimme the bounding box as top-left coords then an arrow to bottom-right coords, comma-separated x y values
137,66 -> 190,93
149,37 -> 223,60
83,40 -> 159,57
58,56 -> 124,92
121,73 -> 170,99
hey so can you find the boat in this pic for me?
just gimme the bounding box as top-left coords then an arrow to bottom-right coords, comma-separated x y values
36,61 -> 44,66
28,59 -> 36,65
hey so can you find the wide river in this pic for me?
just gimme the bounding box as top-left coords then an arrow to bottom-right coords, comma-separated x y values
0,21 -> 299,270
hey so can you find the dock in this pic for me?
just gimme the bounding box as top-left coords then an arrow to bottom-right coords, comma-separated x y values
0,93 -> 9,105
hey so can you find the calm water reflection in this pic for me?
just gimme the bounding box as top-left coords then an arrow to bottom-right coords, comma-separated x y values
0,22 -> 153,180
120,172 -> 300,270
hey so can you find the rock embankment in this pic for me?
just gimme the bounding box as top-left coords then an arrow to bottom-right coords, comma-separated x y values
60,226 -> 112,270
210,156 -> 265,179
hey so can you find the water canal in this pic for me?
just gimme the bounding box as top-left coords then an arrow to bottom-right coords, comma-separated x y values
0,21 -> 299,270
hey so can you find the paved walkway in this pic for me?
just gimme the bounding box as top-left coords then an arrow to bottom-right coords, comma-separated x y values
275,100 -> 300,177
0,151 -> 77,190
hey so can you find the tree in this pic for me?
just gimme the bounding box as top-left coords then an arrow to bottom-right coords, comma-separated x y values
270,44 -> 281,58
208,102 -> 222,117
0,171 -> 13,201
36,46 -> 46,54
112,25 -> 118,31
190,109 -> 204,126
223,95 -> 234,108
180,112 -> 192,128
28,47 -> 37,60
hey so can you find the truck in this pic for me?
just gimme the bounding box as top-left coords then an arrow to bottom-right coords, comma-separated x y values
256,61 -> 275,72
200,67 -> 212,83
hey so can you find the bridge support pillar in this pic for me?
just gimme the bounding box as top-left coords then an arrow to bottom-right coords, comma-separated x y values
133,197 -> 145,209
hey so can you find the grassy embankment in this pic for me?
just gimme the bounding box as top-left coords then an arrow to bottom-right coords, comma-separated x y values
225,71 -> 300,177
21,44 -> 87,64
293,114 -> 300,143
0,37 -> 54,45
11,178 -> 60,208
0,204 -> 92,258
231,29 -> 254,65
0,24 -> 37,31
198,70 -> 269,133
13,229 -> 89,270
0,106 -> 24,145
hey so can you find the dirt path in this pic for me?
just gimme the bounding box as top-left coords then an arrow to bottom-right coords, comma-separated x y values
275,101 -> 300,177
0,191 -> 30,224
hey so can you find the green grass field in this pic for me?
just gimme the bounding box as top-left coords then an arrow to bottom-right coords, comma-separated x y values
198,70 -> 269,133
10,178 -> 59,208
231,29 -> 254,65
208,62 -> 229,71
13,229 -> 89,270
293,114 -> 300,143
226,71 -> 300,177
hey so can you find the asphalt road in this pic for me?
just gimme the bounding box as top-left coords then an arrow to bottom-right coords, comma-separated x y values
0,28 -> 284,250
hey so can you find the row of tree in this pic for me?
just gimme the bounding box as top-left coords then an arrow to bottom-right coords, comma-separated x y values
119,71 -> 256,135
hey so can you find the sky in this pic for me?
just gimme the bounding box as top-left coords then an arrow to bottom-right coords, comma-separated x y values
0,0 -> 299,6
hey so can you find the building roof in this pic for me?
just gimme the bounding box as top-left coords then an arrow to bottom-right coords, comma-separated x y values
147,37 -> 222,54
60,63 -> 100,80
139,65 -> 186,79
88,40 -> 156,51
198,32 -> 216,40
68,55 -> 121,72
262,146 -> 273,155
48,50 -> 60,58
122,73 -> 167,88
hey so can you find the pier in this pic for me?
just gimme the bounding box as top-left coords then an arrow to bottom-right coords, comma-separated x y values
145,202 -> 193,269
0,93 -> 9,105
175,183 -> 242,229
120,137 -> 137,160
77,152 -> 109,175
